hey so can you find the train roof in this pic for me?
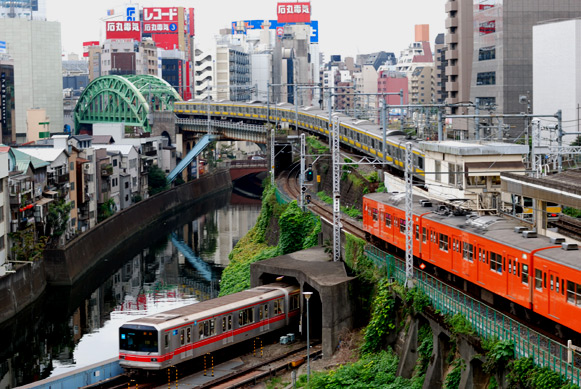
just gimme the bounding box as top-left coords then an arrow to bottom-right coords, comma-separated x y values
123,283 -> 298,329
365,192 -> 581,270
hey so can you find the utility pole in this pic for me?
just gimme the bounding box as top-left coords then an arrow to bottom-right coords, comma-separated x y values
270,128 -> 275,186
332,117 -> 341,262
405,142 -> 413,287
299,133 -> 306,209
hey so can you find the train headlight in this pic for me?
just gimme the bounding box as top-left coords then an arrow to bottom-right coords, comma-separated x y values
120,356 -> 125,360
151,358 -> 158,362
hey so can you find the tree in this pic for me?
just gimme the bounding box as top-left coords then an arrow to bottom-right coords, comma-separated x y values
98,198 -> 116,222
148,165 -> 169,195
46,200 -> 73,240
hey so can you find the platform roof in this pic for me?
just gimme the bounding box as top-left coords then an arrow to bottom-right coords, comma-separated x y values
502,170 -> 581,208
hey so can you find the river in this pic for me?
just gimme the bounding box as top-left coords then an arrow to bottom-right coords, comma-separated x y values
0,186 -> 261,388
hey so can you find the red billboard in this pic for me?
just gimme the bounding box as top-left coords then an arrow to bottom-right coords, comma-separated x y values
277,2 -> 311,23
106,21 -> 141,41
143,7 -> 183,33
82,41 -> 100,58
151,33 -> 179,50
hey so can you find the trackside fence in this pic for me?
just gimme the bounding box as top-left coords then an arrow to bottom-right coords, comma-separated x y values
365,245 -> 581,386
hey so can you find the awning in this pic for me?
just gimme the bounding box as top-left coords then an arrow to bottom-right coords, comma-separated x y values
465,161 -> 525,177
43,190 -> 58,196
36,197 -> 54,206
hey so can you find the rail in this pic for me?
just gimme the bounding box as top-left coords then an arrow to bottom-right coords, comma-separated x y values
365,245 -> 581,385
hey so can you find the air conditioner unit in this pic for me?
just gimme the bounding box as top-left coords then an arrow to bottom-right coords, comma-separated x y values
562,243 -> 579,251
84,164 -> 90,171
550,237 -> 566,244
522,230 -> 537,238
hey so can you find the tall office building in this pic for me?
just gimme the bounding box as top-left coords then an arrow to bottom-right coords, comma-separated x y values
445,0 -> 581,139
0,18 -> 63,143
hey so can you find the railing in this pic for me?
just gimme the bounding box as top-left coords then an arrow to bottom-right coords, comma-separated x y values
176,118 -> 266,134
365,245 -> 581,385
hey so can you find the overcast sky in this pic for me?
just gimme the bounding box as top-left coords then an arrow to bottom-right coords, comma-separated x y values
47,0 -> 447,60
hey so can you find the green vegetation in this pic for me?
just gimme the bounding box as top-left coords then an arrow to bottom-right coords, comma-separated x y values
46,199 -> 73,239
148,165 -> 169,195
219,182 -> 321,297
9,225 -> 47,262
563,206 -> 581,218
444,358 -> 465,389
98,197 -> 116,222
482,339 -> 514,375
316,191 -> 362,219
306,135 -> 329,154
445,313 -> 477,337
506,357 -> 578,389
361,279 -> 396,354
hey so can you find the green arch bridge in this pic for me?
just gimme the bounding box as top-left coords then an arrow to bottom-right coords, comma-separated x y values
73,75 -> 182,134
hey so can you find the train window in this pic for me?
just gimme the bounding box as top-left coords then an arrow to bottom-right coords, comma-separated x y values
238,308 -> 254,326
566,281 -> 581,306
422,228 -> 427,243
544,273 -> 547,289
180,329 -> 185,345
415,225 -> 420,241
264,304 -> 269,319
463,243 -> 473,262
489,252 -> 502,274
556,277 -> 560,293
274,298 -> 285,315
517,263 -> 520,277
521,265 -> 528,284
400,219 -> 406,233
439,233 -> 449,251
418,156 -> 424,170
165,333 -> 169,349
187,327 -> 191,343
535,269 -> 543,290
372,209 -> 378,221
508,259 -> 512,274
550,275 -> 554,291
222,317 -> 227,330
290,294 -> 300,311
385,214 -> 392,227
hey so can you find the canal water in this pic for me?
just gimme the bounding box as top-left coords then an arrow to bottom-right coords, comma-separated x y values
0,185 -> 262,388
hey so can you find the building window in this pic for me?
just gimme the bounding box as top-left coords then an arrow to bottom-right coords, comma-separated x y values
70,182 -> 75,191
477,97 -> 496,108
477,72 -> 496,85
0,235 -> 4,251
478,46 -> 496,61
479,20 -> 496,35
113,159 -> 118,167
70,162 -> 74,171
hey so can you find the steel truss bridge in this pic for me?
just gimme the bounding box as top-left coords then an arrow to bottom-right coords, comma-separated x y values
73,75 -> 182,134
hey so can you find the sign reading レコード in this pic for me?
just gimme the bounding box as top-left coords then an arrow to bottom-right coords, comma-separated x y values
277,2 -> 311,24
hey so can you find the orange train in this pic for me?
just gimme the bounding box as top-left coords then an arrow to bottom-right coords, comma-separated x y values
362,192 -> 581,335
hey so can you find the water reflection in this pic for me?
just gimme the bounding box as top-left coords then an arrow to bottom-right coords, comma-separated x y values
0,188 -> 261,387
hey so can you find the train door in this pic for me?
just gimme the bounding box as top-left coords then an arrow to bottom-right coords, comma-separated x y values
428,228 -> 438,263
548,270 -> 561,319
507,255 -> 516,299
186,326 -> 193,358
222,315 -> 234,345
451,236 -> 461,274
476,245 -> 486,285
260,303 -> 270,332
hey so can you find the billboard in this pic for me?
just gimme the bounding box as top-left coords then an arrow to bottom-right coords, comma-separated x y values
82,41 -> 100,58
231,19 -> 319,43
277,2 -> 311,24
125,4 -> 139,21
143,7 -> 183,33
106,21 -> 141,41
151,33 -> 179,50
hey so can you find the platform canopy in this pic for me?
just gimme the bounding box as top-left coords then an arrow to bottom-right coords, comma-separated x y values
73,75 -> 182,134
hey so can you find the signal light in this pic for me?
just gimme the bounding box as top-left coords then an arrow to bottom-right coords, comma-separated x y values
305,169 -> 314,181
419,263 -> 426,270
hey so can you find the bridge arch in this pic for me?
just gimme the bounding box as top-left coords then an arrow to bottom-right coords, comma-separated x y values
73,75 -> 182,134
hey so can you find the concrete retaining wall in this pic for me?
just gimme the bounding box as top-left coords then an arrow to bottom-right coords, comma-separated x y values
0,260 -> 46,323
44,170 -> 232,285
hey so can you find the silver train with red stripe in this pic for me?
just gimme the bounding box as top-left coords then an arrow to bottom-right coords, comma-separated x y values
119,283 -> 300,371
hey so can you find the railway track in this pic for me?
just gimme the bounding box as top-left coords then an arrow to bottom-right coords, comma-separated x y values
550,214 -> 581,241
279,162 -> 366,240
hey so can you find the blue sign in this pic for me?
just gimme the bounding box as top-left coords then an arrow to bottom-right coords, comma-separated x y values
126,6 -> 137,21
231,19 -> 319,43
0,41 -> 6,54
169,23 -> 177,32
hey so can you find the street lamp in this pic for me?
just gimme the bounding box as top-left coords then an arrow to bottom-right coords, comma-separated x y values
303,291 -> 313,385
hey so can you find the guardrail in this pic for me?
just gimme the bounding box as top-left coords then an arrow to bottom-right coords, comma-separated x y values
365,245 -> 581,385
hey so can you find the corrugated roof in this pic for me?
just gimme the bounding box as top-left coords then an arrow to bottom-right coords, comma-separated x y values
11,148 -> 50,169
16,147 -> 68,163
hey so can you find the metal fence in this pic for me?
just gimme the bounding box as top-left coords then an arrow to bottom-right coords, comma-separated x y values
365,245 -> 581,385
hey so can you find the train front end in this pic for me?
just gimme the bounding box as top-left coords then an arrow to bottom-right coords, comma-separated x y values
119,323 -> 165,371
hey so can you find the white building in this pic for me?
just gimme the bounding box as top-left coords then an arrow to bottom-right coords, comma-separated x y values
95,144 -> 140,209
0,18 -> 63,142
0,151 -> 9,276
533,19 -> 581,147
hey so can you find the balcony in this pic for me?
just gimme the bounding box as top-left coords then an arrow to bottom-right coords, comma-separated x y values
101,164 -> 113,177
445,33 -> 458,45
446,81 -> 459,91
445,49 -> 459,61
445,65 -> 459,77
445,0 -> 458,13
445,17 -> 458,29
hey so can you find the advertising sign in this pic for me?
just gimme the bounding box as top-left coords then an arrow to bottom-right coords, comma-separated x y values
277,2 -> 311,24
151,33 -> 179,50
188,8 -> 194,37
1,72 -> 6,126
106,21 -> 141,41
143,7 -> 183,33
231,19 -> 318,43
0,41 -> 6,54
82,41 -> 100,58
125,4 -> 139,21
